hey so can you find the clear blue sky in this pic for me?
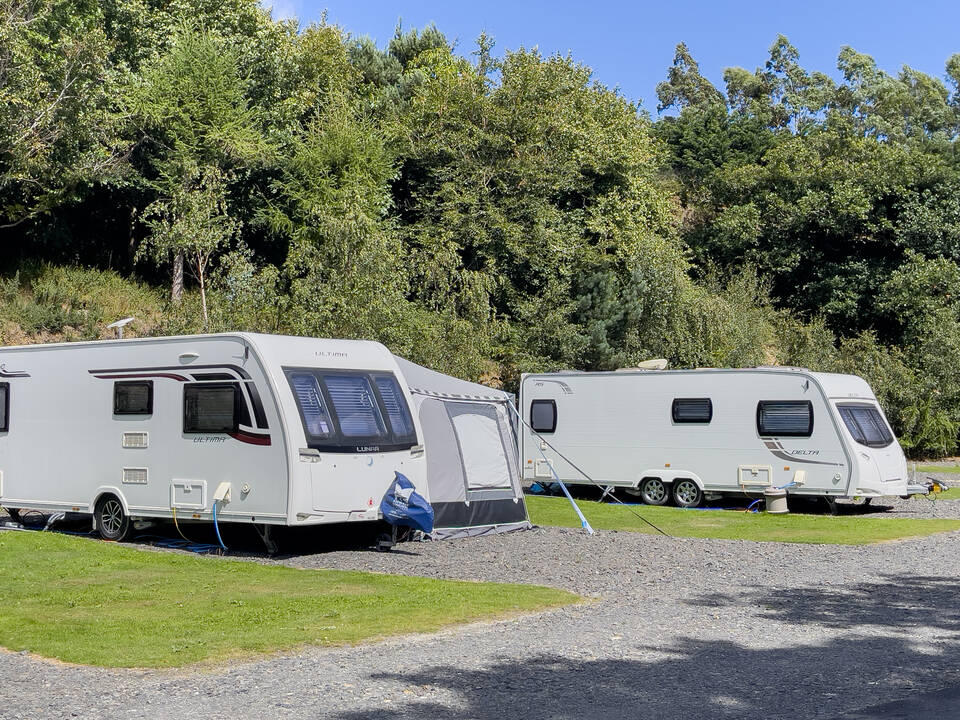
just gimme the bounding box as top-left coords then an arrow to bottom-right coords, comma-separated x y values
266,0 -> 960,113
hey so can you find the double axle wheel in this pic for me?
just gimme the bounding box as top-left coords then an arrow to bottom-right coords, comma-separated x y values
638,477 -> 703,508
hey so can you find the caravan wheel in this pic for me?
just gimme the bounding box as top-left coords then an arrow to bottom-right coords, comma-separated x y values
672,479 -> 703,508
96,495 -> 131,541
639,478 -> 669,506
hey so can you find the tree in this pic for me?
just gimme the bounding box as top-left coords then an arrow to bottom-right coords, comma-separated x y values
130,23 -> 265,301
655,43 -> 725,113
140,166 -> 239,329
0,0 -> 119,229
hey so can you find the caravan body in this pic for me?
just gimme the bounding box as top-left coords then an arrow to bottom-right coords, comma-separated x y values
519,368 -> 910,506
0,333 -> 527,539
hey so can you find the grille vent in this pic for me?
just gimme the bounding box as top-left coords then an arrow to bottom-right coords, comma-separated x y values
122,467 -> 148,485
122,431 -> 149,448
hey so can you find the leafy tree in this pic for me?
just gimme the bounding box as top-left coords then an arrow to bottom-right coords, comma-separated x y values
139,166 -> 239,329
656,42 -> 725,112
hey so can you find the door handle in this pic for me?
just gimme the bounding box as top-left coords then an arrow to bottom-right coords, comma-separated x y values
299,448 -> 321,463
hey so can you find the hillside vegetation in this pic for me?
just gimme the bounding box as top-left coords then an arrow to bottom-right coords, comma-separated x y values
2,2 -> 960,455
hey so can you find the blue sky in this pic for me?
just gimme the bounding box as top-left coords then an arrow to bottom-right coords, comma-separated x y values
265,0 -> 960,113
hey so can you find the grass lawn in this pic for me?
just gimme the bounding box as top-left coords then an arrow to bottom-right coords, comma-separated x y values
526,495 -> 960,545
916,464 -> 960,474
0,531 -> 576,668
914,465 -> 960,498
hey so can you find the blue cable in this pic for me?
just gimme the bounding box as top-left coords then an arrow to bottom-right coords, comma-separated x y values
212,500 -> 228,552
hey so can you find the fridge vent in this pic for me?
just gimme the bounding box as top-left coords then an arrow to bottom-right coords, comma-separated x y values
122,467 -> 148,485
122,432 -> 149,449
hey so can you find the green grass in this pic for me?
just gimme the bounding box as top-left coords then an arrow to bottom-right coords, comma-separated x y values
526,495 -> 960,545
0,532 -> 576,668
914,466 -> 960,498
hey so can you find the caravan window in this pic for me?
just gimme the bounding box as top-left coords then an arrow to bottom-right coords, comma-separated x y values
374,375 -> 416,441
757,400 -> 813,437
530,399 -> 557,433
183,384 -> 239,433
837,403 -> 894,448
672,398 -> 712,423
114,381 -> 153,415
288,372 -> 333,438
284,368 -> 418,453
321,374 -> 387,438
0,382 -> 8,431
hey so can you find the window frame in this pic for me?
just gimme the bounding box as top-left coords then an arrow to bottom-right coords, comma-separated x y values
756,400 -> 814,438
530,399 -> 558,434
182,382 -> 240,434
672,397 -> 713,424
283,367 -> 418,453
0,382 -> 8,432
113,380 -> 154,415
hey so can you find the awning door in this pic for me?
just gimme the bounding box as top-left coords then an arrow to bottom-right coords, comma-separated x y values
448,403 -> 515,491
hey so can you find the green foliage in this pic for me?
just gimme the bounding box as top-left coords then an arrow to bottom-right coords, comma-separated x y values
0,264 -> 161,342
5,5 -> 960,455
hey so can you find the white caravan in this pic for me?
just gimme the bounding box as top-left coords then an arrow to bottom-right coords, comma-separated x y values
519,367 -> 916,507
0,333 -> 527,541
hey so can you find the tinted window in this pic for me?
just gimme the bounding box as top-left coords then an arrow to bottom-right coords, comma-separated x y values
838,403 -> 894,448
183,384 -> 238,433
530,399 -> 557,433
114,381 -> 153,415
672,398 -> 712,423
0,383 -> 8,431
757,400 -> 813,437
322,375 -> 387,438
375,375 -> 416,440
288,372 -> 333,438
284,368 -> 418,453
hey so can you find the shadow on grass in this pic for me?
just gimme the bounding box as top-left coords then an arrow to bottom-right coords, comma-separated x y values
324,575 -> 960,720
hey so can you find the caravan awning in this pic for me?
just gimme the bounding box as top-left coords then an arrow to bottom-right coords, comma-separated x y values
393,356 -> 512,402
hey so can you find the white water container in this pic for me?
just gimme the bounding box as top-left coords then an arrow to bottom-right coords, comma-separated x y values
764,487 -> 789,514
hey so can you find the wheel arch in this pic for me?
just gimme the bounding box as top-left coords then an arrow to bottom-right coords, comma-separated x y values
635,470 -> 704,490
90,486 -> 130,516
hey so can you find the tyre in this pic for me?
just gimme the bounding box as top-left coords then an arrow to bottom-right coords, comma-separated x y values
95,495 -> 131,541
672,479 -> 703,508
639,477 -> 670,506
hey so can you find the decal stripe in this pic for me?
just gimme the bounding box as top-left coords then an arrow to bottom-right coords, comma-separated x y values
229,430 -> 272,446
764,440 -> 843,466
93,372 -> 189,381
89,364 -> 251,379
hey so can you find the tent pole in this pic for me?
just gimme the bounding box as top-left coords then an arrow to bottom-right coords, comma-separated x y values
506,402 -> 595,535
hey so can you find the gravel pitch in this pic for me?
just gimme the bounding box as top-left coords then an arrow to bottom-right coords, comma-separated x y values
2,487 -> 960,720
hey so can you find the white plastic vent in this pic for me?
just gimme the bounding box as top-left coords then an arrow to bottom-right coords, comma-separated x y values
122,432 -> 149,449
122,467 -> 148,485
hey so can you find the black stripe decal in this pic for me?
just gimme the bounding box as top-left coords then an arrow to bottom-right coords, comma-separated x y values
89,364 -> 251,379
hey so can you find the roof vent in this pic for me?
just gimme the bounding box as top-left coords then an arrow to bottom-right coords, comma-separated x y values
637,359 -> 668,370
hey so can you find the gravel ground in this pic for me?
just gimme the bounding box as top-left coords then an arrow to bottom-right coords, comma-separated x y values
2,486 -> 960,720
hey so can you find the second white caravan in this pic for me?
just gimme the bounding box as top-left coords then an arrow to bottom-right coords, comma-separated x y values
519,367 -> 916,507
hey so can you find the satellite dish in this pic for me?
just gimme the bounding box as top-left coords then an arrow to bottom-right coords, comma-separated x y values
107,317 -> 135,339
637,359 -> 668,370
